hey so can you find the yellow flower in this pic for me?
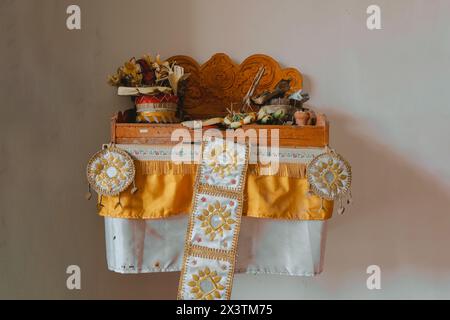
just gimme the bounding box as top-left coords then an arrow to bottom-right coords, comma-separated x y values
204,144 -> 238,179
142,54 -> 154,67
121,58 -> 140,76
187,267 -> 225,300
107,74 -> 121,86
118,58 -> 143,86
197,201 -> 235,241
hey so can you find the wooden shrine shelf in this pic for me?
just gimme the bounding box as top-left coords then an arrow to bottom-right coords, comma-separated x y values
111,53 -> 329,148
111,112 -> 329,147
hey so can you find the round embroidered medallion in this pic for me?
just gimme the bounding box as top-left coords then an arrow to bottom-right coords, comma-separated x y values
86,146 -> 135,196
306,150 -> 352,200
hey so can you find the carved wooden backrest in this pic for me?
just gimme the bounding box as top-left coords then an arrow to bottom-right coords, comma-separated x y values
168,53 -> 303,119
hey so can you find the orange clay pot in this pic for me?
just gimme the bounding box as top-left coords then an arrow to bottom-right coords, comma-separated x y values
294,110 -> 310,126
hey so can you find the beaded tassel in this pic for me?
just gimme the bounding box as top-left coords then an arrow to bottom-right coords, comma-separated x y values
114,193 -> 123,209
130,180 -> 138,194
97,195 -> 104,211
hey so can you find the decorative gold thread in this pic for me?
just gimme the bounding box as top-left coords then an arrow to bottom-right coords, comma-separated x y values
196,201 -> 236,241
306,150 -> 352,200
189,245 -> 233,261
186,267 -> 225,300
87,146 -> 135,196
177,139 -> 249,300
223,143 -> 248,300
196,185 -> 241,201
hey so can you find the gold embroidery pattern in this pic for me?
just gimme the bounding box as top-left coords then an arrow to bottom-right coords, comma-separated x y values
87,147 -> 135,196
178,137 -> 248,300
94,156 -> 127,189
197,201 -> 236,241
307,151 -> 351,200
187,267 -> 225,300
199,138 -> 246,190
204,144 -> 238,178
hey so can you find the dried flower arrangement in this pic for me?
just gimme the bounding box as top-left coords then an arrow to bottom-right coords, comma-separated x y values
249,76 -> 314,126
108,54 -> 189,123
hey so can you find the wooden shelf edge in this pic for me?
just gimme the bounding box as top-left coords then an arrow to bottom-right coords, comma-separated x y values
111,112 -> 329,148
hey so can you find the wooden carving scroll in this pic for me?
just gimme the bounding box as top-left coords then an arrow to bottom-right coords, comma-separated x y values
168,53 -> 303,120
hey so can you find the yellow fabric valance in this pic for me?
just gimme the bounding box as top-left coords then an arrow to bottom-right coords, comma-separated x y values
98,161 -> 333,220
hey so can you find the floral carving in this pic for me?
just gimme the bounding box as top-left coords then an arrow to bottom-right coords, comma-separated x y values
187,267 -> 225,300
168,53 -> 302,119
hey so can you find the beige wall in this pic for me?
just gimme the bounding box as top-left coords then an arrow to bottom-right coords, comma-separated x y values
1,0 -> 450,299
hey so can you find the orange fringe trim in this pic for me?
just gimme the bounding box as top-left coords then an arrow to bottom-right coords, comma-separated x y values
136,161 -> 306,178
248,163 -> 306,178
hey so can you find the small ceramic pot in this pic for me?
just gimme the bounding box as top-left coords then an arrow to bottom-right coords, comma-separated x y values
316,113 -> 326,126
294,110 -> 310,126
306,110 -> 317,125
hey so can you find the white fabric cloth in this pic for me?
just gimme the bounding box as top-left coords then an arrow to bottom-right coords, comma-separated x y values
104,216 -> 327,276
115,143 -> 325,164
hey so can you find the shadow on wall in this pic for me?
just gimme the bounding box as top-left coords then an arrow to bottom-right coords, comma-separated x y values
91,106 -> 450,300
321,107 -> 450,291
85,64 -> 450,298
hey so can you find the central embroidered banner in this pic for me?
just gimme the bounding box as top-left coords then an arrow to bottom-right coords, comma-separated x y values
178,136 -> 248,300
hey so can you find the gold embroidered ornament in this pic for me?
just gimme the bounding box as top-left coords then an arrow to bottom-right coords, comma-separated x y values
86,145 -> 137,207
178,137 -> 248,300
307,147 -> 352,214
197,201 -> 236,241
187,267 -> 225,300
203,144 -> 239,178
